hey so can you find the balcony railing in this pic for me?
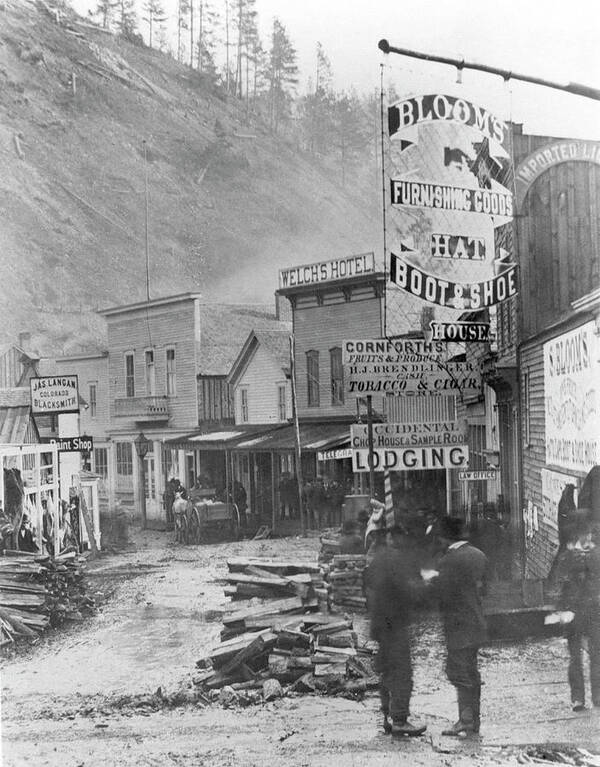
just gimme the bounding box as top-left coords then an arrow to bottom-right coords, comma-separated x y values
113,396 -> 170,420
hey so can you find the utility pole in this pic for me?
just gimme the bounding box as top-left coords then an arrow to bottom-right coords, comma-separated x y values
143,140 -> 150,302
366,395 -> 376,498
289,335 -> 306,534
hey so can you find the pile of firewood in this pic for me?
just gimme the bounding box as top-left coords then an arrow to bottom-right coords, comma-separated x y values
195,611 -> 377,696
325,554 -> 367,611
0,550 -> 95,646
223,557 -> 329,617
318,533 -> 341,566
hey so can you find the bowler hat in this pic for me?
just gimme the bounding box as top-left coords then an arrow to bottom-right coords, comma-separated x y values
438,516 -> 464,541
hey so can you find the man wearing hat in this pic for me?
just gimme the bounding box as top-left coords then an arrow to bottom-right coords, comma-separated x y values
367,506 -> 427,738
435,516 -> 488,737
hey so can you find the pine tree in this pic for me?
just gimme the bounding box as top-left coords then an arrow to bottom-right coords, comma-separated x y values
115,0 -> 137,39
177,0 -> 190,63
267,18 -> 298,133
90,0 -> 119,30
196,0 -> 220,75
142,0 -> 167,49
332,90 -> 370,186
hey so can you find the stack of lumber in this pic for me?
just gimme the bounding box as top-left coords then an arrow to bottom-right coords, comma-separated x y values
223,557 -> 328,613
326,554 -> 367,611
0,550 -> 95,646
318,532 -> 341,566
195,612 -> 377,695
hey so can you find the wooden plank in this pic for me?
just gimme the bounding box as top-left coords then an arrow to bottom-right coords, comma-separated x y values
310,619 -> 353,635
227,558 -> 321,575
243,611 -> 305,630
313,663 -> 346,677
226,573 -> 289,588
313,644 -> 356,657
223,596 -> 303,626
219,634 -> 266,676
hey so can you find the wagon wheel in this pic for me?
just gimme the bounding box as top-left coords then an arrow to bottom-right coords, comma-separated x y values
230,503 -> 241,541
179,513 -> 189,545
188,507 -> 201,545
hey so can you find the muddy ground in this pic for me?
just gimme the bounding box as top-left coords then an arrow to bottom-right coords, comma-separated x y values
1,531 -> 599,766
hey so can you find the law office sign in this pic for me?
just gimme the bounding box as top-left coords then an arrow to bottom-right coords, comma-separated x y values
30,376 -> 79,414
352,445 -> 469,472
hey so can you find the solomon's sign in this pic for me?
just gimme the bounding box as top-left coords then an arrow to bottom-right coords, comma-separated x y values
352,445 -> 469,472
351,422 -> 466,449
42,436 -> 94,453
429,321 -> 491,343
391,179 -> 513,217
390,253 -> 517,309
279,252 -> 375,289
30,376 -> 79,414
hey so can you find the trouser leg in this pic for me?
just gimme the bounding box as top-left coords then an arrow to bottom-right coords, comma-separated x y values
444,647 -> 481,735
567,633 -> 585,704
588,617 -> 600,706
386,628 -> 413,722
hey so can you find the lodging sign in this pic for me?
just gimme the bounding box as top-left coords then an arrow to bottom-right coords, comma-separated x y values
352,445 -> 469,472
385,92 -> 515,301
30,376 -> 79,414
342,338 -> 482,397
543,321 -> 600,474
279,252 -> 375,289
351,421 -> 466,449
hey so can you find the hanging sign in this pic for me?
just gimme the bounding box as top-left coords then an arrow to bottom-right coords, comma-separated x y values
342,338 -> 482,397
386,92 -> 515,293
42,436 -> 94,453
390,252 -> 518,310
317,447 -> 353,462
351,422 -> 466,449
428,321 -> 491,343
352,445 -> 469,472
279,252 -> 375,288
30,376 -> 79,414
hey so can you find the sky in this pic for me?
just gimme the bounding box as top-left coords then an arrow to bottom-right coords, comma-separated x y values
72,0 -> 600,139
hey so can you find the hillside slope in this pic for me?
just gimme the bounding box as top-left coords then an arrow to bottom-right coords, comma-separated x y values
0,1 -> 381,354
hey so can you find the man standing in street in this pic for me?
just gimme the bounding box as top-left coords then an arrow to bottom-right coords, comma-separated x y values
367,509 -> 427,738
435,516 -> 488,737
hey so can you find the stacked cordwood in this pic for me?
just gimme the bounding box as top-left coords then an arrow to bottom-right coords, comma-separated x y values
0,550 -> 95,646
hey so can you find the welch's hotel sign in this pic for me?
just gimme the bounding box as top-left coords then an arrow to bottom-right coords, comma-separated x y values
279,252 -> 375,288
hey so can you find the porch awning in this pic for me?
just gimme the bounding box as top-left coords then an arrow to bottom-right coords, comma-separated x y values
165,424 -> 285,451
232,422 -> 351,453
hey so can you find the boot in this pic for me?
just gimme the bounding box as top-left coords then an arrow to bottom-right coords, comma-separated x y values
391,718 -> 427,737
382,712 -> 392,734
442,686 -> 476,737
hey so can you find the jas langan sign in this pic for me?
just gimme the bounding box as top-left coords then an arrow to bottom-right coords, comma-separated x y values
342,338 -> 482,397
30,376 -> 79,414
279,252 -> 375,288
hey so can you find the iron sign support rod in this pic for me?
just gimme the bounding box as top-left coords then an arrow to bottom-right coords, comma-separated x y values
378,39 -> 600,101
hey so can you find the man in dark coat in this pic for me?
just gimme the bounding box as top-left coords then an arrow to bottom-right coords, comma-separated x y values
435,516 -> 488,737
366,512 -> 427,737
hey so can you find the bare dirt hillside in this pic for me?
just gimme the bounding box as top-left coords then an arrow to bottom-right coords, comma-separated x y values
0,1 -> 380,354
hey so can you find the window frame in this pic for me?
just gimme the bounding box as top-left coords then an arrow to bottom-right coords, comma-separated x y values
306,350 -> 320,408
124,352 -> 135,398
277,384 -> 287,421
116,442 -> 133,476
330,347 -> 344,406
89,382 -> 97,418
166,347 -> 177,397
240,388 -> 249,423
145,348 -> 155,396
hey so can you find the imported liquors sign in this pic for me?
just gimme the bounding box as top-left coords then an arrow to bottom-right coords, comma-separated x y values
544,321 -> 599,474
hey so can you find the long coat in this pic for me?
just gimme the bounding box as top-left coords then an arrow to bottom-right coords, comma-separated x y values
437,543 -> 488,650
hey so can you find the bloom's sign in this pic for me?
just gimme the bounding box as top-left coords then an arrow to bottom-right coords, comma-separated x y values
352,445 -> 469,472
386,92 -> 514,296
279,252 -> 375,288
30,376 -> 79,414
342,338 -> 481,397
544,321 -> 599,474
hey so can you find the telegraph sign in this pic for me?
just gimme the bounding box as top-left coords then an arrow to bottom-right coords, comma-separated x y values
317,448 -> 352,462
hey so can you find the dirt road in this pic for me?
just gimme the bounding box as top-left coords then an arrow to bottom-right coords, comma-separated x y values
2,532 -> 599,766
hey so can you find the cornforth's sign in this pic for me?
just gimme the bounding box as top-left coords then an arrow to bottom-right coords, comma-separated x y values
515,141 -> 600,210
30,376 -> 79,414
279,252 -> 375,288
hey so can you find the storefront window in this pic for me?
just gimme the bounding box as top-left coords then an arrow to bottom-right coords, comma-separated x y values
277,385 -> 287,420
89,382 -> 97,417
166,348 -> 176,396
93,447 -> 108,478
145,349 -> 155,395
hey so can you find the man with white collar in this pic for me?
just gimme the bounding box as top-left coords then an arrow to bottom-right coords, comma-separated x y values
435,516 -> 488,737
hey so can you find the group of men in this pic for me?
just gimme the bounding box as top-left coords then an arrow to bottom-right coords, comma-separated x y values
366,507 -> 488,739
